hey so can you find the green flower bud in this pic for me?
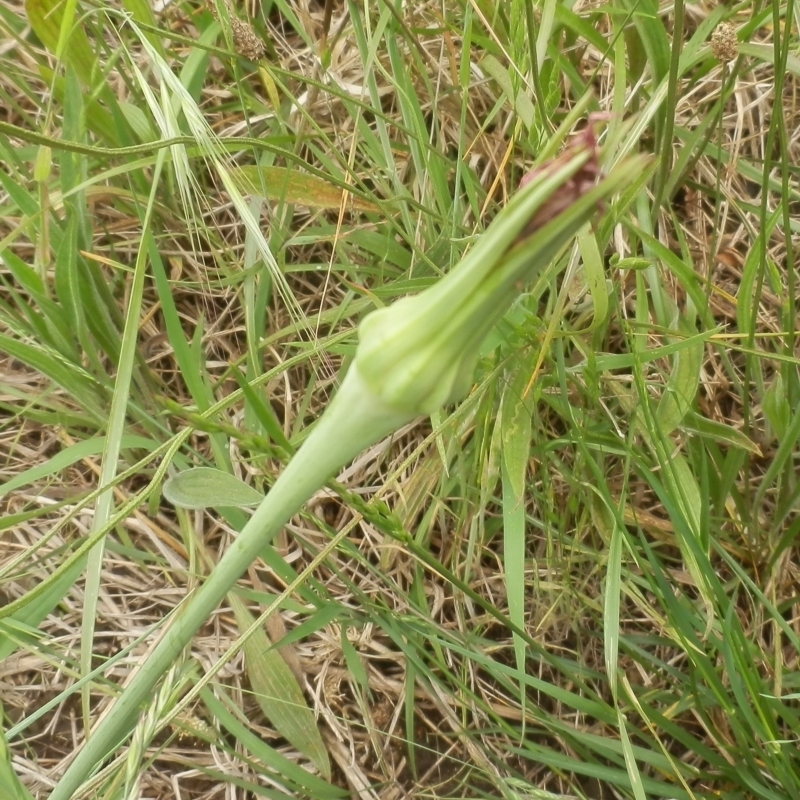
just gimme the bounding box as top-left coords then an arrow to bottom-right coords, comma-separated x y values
354,145 -> 646,415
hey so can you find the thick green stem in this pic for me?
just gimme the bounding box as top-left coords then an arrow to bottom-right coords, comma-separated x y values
50,368 -> 410,800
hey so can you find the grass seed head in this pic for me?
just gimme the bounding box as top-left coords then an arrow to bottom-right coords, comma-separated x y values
711,22 -> 738,62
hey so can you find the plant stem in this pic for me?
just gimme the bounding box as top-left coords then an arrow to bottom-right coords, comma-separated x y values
49,368 -> 410,800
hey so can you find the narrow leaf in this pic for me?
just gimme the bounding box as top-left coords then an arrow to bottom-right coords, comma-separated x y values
656,319 -> 703,435
0,707 -> 34,800
500,369 -> 532,708
25,0 -> 96,87
230,598 -> 331,779
232,165 -> 379,212
762,373 -> 789,441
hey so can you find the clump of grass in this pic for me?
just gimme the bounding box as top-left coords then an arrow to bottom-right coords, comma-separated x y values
1,1 -> 799,799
